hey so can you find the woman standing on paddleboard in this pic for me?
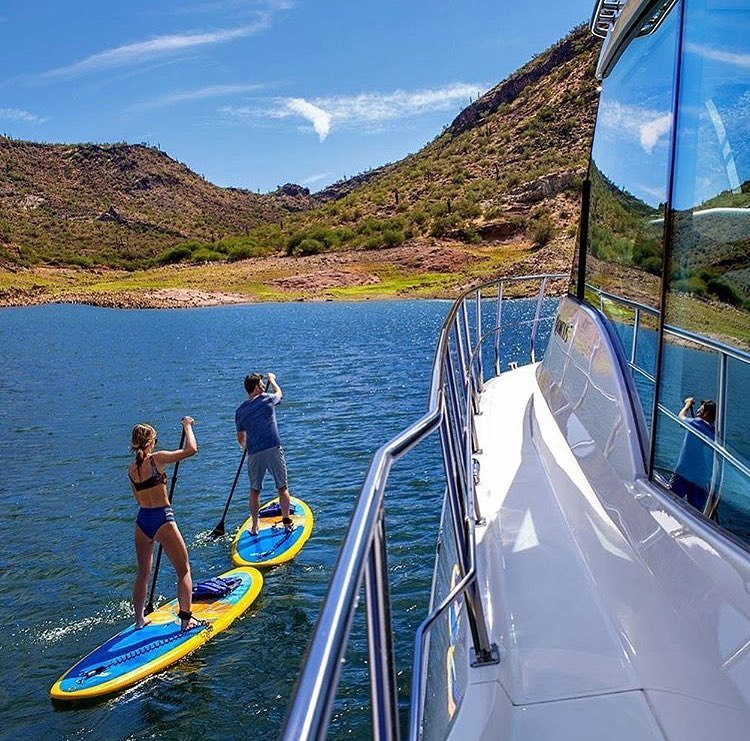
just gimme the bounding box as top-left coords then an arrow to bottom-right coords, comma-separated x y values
129,417 -> 198,631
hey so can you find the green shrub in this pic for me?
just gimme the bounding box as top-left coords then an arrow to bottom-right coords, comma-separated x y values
288,226 -> 332,255
293,238 -> 325,256
456,224 -> 480,243
66,254 -> 94,268
191,247 -> 224,262
430,214 -> 459,237
707,277 -> 745,307
382,229 -> 406,248
455,198 -> 481,219
157,244 -> 193,264
529,213 -> 555,247
228,244 -> 258,261
640,256 -> 663,275
673,276 -> 706,295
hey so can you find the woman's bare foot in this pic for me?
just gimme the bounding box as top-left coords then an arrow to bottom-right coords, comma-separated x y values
135,617 -> 151,630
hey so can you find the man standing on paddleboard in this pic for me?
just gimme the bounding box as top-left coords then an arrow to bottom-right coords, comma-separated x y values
235,372 -> 292,535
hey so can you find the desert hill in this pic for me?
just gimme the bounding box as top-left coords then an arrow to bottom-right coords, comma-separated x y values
0,140 -> 316,267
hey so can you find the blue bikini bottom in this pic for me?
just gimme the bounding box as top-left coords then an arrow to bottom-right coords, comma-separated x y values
136,506 -> 175,540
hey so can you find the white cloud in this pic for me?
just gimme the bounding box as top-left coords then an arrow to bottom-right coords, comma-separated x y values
686,42 -> 750,69
0,107 -> 46,123
600,99 -> 672,154
300,172 -> 332,186
638,113 -> 672,153
41,23 -> 267,79
315,83 -> 486,123
138,83 -> 267,109
287,98 -> 331,140
221,82 -> 488,140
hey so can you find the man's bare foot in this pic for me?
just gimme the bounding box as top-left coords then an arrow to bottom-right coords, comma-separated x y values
135,618 -> 151,630
180,617 -> 200,631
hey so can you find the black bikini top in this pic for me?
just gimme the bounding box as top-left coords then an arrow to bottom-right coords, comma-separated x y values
129,456 -> 167,492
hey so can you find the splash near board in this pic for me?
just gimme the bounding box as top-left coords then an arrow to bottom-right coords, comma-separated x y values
50,566 -> 262,702
232,496 -> 314,567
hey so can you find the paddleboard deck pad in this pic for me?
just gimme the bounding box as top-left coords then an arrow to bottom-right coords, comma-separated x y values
232,495 -> 313,567
50,566 -> 262,701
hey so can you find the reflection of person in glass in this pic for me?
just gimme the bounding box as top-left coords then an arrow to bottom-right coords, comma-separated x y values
670,397 -> 716,512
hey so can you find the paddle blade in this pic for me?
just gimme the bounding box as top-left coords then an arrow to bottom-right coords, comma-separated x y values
210,521 -> 226,540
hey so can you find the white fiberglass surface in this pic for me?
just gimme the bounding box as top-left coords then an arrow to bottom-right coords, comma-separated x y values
472,366 -> 637,704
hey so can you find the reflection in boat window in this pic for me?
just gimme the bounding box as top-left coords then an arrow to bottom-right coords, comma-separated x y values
579,0 -> 749,545
584,1 -> 680,433
655,0 -> 750,541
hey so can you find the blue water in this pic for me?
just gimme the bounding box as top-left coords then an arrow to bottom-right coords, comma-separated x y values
0,301 -> 449,740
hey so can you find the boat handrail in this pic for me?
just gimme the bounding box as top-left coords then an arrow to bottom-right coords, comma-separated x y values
281,273 -> 566,741
590,285 -> 750,365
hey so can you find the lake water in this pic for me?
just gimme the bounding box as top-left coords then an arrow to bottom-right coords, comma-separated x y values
0,300 -> 450,740
7,297 -> 743,740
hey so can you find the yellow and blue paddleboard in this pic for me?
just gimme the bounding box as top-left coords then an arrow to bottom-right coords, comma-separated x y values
50,566 -> 262,702
232,496 -> 313,567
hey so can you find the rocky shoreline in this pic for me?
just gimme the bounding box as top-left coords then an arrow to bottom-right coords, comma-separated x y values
0,285 -> 255,309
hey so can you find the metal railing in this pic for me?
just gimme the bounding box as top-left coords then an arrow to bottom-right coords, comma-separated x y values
589,285 -> 750,517
281,273 -> 566,741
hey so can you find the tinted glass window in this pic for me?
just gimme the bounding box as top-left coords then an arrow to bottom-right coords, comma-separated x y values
653,0 -> 750,540
584,4 -> 681,432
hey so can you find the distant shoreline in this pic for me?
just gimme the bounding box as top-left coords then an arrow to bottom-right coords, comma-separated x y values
0,238 -> 574,309
0,286 -> 259,310
0,285 -> 445,310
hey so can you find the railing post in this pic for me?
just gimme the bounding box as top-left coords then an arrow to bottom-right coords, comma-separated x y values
439,415 -> 470,572
446,351 -> 470,501
631,307 -> 640,366
448,327 -> 469,430
707,352 -> 728,517
466,376 -> 484,526
365,511 -> 400,741
476,289 -> 484,392
529,276 -> 548,364
463,416 -> 495,662
494,280 -> 504,376
461,302 -> 481,415
455,303 -> 469,378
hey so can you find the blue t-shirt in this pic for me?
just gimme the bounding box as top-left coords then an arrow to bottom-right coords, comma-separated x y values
235,393 -> 282,454
674,417 -> 715,488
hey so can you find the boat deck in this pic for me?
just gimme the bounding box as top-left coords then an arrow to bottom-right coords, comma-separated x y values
447,364 -> 749,740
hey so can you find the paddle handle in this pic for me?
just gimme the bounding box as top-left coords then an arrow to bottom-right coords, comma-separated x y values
146,427 -> 187,614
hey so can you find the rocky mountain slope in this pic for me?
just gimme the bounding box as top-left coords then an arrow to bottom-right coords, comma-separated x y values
276,24 -> 601,280
0,140 -> 316,267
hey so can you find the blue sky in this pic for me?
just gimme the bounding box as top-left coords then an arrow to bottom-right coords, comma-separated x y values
0,0 -> 594,193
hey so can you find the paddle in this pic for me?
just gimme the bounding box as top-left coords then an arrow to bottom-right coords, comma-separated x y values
210,448 -> 248,539
145,427 -> 186,615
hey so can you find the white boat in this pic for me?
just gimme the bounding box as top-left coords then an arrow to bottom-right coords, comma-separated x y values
283,0 -> 750,738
